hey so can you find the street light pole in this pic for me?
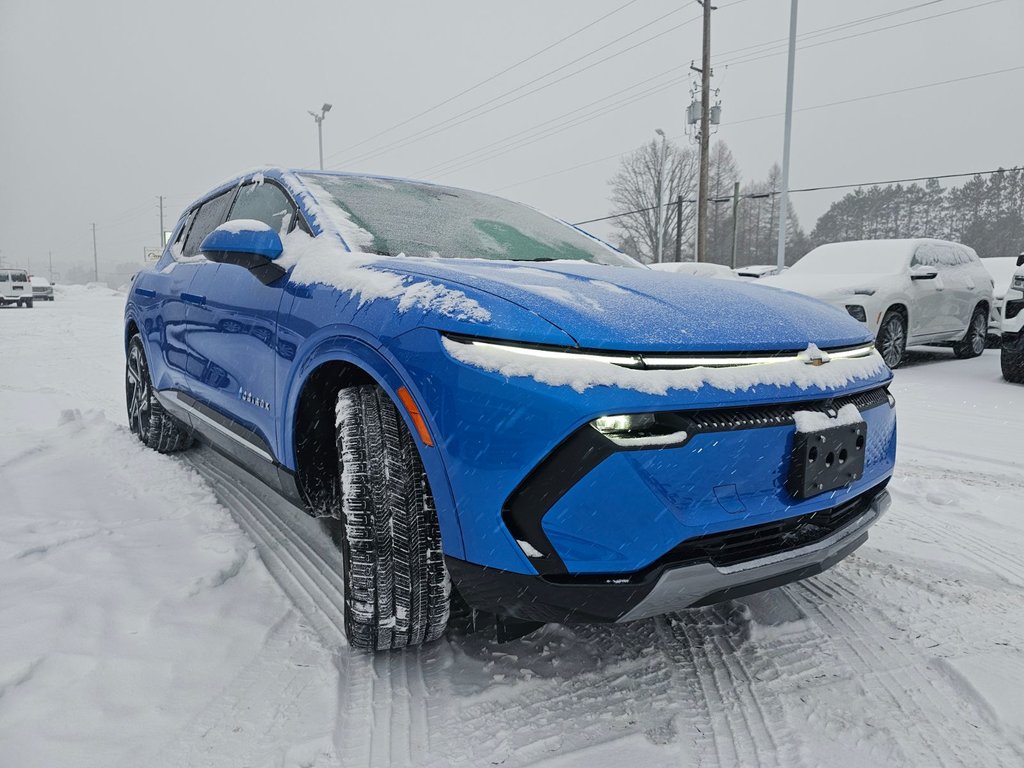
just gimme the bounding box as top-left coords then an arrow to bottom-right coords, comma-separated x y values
776,0 -> 798,270
654,128 -> 667,263
308,103 -> 333,170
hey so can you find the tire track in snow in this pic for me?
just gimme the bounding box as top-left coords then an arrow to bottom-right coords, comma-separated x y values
793,570 -> 1021,767
184,449 -> 349,647
185,448 -> 435,768
656,601 -> 810,768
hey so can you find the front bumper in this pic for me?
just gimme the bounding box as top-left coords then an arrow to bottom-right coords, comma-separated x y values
448,483 -> 890,623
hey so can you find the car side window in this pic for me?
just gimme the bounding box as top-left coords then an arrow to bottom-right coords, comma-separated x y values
227,181 -> 297,234
182,189 -> 235,258
0,272 -> 8,283
912,245 -> 939,268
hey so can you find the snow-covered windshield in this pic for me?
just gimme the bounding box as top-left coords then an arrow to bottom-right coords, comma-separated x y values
789,242 -> 909,275
298,173 -> 639,267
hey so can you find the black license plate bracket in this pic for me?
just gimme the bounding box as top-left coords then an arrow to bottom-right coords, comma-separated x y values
788,421 -> 867,500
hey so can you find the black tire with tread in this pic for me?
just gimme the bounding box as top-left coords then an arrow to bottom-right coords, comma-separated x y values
335,384 -> 450,651
876,309 -> 907,369
1002,348 -> 1024,383
125,335 -> 193,453
953,305 -> 988,359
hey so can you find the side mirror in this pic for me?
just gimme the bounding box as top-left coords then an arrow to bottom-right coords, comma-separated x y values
200,221 -> 285,285
910,265 -> 939,281
1017,254 -> 1024,267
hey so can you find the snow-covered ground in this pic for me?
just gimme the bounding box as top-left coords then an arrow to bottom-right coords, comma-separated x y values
1,288 -> 1022,767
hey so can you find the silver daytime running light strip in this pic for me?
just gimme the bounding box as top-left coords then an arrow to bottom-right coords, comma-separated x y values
451,337 -> 878,370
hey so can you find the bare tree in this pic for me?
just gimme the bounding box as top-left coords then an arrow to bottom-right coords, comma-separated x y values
608,139 -> 698,262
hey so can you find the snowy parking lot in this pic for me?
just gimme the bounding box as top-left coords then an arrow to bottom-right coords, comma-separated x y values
1,287 -> 1023,767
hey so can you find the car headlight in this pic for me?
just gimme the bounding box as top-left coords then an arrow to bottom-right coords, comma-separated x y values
1013,275 -> 1024,291
590,413 -> 690,447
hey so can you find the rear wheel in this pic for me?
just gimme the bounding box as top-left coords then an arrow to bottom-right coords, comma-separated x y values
953,305 -> 988,359
24,298 -> 33,309
125,335 -> 193,453
876,309 -> 907,369
1003,348 -> 1024,383
334,384 -> 450,651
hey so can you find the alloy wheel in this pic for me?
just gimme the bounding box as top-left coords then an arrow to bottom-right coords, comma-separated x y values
126,344 -> 152,438
880,315 -> 906,367
970,313 -> 986,355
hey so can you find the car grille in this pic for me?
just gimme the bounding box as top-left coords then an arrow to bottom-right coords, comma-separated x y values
663,482 -> 885,569
681,386 -> 890,434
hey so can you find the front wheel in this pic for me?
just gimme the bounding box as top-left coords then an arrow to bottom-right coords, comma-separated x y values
125,335 -> 193,453
953,306 -> 988,359
334,384 -> 450,651
876,310 -> 907,369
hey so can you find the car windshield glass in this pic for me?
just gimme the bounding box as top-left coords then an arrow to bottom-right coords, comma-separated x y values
299,173 -> 639,267
790,243 -> 907,275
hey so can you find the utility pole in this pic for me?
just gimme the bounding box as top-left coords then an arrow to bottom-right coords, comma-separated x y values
730,181 -> 741,268
696,0 -> 714,263
158,195 -> 165,245
91,223 -> 98,283
776,0 -> 798,269
675,194 -> 683,262
49,250 -> 53,282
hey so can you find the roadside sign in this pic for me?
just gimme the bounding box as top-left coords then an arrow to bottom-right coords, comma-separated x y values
144,246 -> 162,262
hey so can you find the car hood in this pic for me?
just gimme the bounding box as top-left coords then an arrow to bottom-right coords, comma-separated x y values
381,258 -> 873,352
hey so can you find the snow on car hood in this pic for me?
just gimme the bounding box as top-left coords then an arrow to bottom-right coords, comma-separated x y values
379,258 -> 873,352
764,272 -> 889,301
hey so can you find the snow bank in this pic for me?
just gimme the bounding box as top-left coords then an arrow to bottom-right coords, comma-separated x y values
443,338 -> 888,395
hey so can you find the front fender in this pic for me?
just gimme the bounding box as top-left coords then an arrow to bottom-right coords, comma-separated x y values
280,327 -> 466,560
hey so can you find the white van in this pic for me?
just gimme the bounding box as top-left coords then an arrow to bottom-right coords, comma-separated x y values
0,267 -> 34,308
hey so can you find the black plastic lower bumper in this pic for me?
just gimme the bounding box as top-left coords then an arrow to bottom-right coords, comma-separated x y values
449,482 -> 890,624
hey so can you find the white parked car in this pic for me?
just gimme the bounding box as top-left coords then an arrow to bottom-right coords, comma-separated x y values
765,239 -> 994,368
980,255 -> 1021,338
0,267 -> 33,308
734,264 -> 784,279
649,261 -> 740,279
30,275 -> 54,301
1001,255 -> 1024,383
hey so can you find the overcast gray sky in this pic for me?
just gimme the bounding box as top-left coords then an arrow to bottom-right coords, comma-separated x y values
1,0 -> 1021,280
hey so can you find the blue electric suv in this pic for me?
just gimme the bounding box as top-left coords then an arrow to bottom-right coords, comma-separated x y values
124,168 -> 896,650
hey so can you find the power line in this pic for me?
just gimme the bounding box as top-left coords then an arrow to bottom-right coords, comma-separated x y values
327,5 -> 708,168
571,166 -> 1023,226
328,1 -> 754,169
328,0 -> 644,159
419,72 -> 691,179
716,0 -> 1006,69
415,0 -> 1003,186
711,0 -> 949,63
723,64 -> 1024,127
492,60 -> 1022,195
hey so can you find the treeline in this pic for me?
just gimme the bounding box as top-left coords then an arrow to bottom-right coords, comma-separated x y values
609,138 -> 1023,266
810,168 -> 1024,257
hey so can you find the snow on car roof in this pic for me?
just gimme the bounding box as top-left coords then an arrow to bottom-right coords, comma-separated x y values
792,238 -> 969,275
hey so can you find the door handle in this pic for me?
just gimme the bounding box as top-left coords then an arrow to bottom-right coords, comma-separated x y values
182,292 -> 206,307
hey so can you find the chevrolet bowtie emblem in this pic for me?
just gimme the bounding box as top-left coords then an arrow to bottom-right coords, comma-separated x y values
798,343 -> 832,366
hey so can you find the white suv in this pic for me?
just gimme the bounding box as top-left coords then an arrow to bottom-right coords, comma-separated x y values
0,267 -> 34,308
1001,255 -> 1024,383
766,239 -> 994,368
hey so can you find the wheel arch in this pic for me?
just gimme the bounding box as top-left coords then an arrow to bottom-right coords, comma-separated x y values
283,336 -> 466,560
